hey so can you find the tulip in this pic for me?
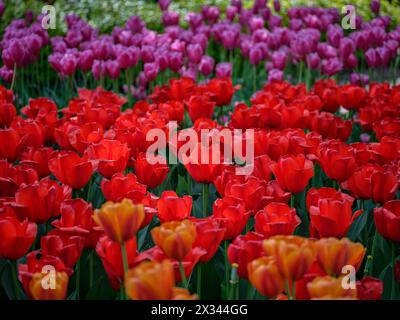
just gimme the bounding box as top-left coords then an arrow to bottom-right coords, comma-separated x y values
263,235 -> 317,281
157,191 -> 192,223
227,231 -> 264,279
306,187 -> 354,211
172,287 -> 198,300
307,276 -> 357,299
356,276 -> 383,300
95,235 -> 138,291
101,173 -> 147,203
85,139 -> 130,178
15,177 -> 72,224
207,77 -> 238,106
271,154 -> 314,194
370,0 -> 380,14
374,200 -> 400,242
94,198 -> 144,244
255,202 -> 301,237
133,152 -> 169,189
125,260 -> 175,300
0,127 -> 26,161
49,151 -> 93,189
151,220 -> 196,261
29,272 -> 69,300
316,238 -> 365,276
309,199 -> 363,238
0,215 -> 37,260
199,55 -> 214,77
185,95 -> 215,122
216,62 -> 232,78
0,102 -> 16,127
248,256 -> 285,298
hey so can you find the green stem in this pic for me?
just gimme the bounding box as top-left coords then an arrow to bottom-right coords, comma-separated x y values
290,194 -> 295,208
179,260 -> 188,288
121,242 -> 129,276
11,260 -> 21,300
391,243 -> 398,300
285,280 -> 293,300
224,241 -> 230,289
10,63 -> 17,91
364,230 -> 377,276
89,250 -> 94,289
202,183 -> 209,218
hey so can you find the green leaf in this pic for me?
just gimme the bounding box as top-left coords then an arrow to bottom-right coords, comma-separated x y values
347,210 -> 369,242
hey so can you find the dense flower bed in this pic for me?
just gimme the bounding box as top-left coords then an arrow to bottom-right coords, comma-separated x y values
0,75 -> 400,300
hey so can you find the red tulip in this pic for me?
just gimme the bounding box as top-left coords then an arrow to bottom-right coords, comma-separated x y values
191,217 -> 226,262
185,95 -> 215,122
20,146 -> 56,178
68,122 -> 104,154
207,77 -> 238,106
0,128 -> 26,161
212,196 -> 250,240
133,152 -> 169,189
309,198 -> 362,238
337,84 -> 367,110
318,140 -> 357,182
255,202 -> 301,237
342,164 -> 398,203
306,187 -> 354,211
158,101 -> 185,123
51,199 -> 103,248
157,191 -> 192,223
0,215 -> 37,260
101,172 -> 147,203
374,200 -> 400,242
11,117 -> 46,148
49,151 -> 93,189
15,177 -> 72,224
85,139 -> 130,178
0,102 -> 16,127
271,154 -> 314,193
96,235 -> 138,290
227,231 -> 265,279
41,231 -> 85,268
356,276 -> 383,300
0,160 -> 38,197
310,112 -> 352,142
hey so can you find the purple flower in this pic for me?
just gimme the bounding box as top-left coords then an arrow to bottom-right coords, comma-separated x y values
216,62 -> 232,78
187,43 -> 203,64
159,0 -> 171,11
79,50 -> 94,71
106,60 -> 121,79
0,66 -> 14,83
365,48 -> 377,67
60,53 -> 78,76
226,6 -> 238,21
268,69 -> 284,82
273,0 -> 281,12
0,1 -> 5,17
141,45 -> 155,63
144,62 -> 159,82
249,47 -> 263,65
199,55 -> 214,76
360,133 -> 371,143
168,51 -> 183,72
306,53 -> 320,69
92,60 -> 106,80
321,58 -> 343,76
370,0 -> 380,15
272,50 -> 287,70
162,12 -> 180,26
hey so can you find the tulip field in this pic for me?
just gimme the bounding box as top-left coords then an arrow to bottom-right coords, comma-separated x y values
1,0 -> 400,302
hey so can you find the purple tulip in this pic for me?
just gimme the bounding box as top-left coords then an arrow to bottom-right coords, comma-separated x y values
216,62 -> 232,78
231,0 -> 242,11
156,53 -> 169,71
202,6 -> 220,24
199,55 -> 214,76
144,62 -> 159,82
180,66 -> 197,81
106,60 -> 121,79
248,16 -> 265,33
306,53 -> 320,69
159,0 -> 171,11
168,51 -> 183,72
226,6 -> 238,21
0,66 -> 13,83
269,15 -> 283,29
0,1 -> 5,17
92,60 -> 106,80
60,54 -> 78,76
187,43 -> 203,64
327,25 -> 343,48
365,48 -> 377,67
321,58 -> 343,76
249,47 -> 263,65
126,16 -> 145,33
187,13 -> 203,30
360,133 -> 371,143
2,39 -> 26,68
273,0 -> 281,12
272,50 -> 287,70
253,0 -> 267,14
79,50 -> 94,71
370,0 -> 380,15
162,12 -> 180,26
268,69 -> 284,82
141,45 -> 155,63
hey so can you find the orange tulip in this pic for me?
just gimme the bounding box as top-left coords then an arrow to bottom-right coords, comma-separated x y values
151,220 -> 196,261
93,198 -> 145,243
316,238 -> 366,276
172,287 -> 198,300
125,260 -> 175,300
263,235 -> 317,280
29,271 -> 69,300
307,276 -> 357,300
247,256 -> 285,298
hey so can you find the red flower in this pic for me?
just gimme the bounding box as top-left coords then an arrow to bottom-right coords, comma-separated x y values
41,231 -> 85,268
271,154 -> 314,194
374,200 -> 400,242
310,112 -> 352,142
101,172 -> 147,203
213,164 -> 246,197
185,95 -> 215,122
264,180 -> 291,204
167,77 -> 196,102
96,235 -> 138,290
157,191 -> 192,223
158,101 -> 185,124
0,102 -> 16,127
51,199 -> 103,248
68,122 -> 104,154
356,276 -> 383,300
318,140 -> 357,182
0,215 -> 37,260
20,147 -> 56,178
0,128 -> 26,161
0,160 -> 38,197
342,164 -> 398,203
85,139 -> 130,178
373,117 -> 400,140
337,84 -> 367,110
207,77 -> 238,106
134,246 -> 206,283
133,152 -> 169,189
227,231 -> 265,279
191,217 -> 226,263
11,117 -> 46,148
309,198 -> 362,238
18,251 -> 73,299
314,79 -> 339,113
15,177 -> 72,224
224,176 -> 269,213
212,196 -> 250,240
252,155 -> 274,182
49,151 -> 93,189
255,202 -> 301,237
306,187 -> 354,211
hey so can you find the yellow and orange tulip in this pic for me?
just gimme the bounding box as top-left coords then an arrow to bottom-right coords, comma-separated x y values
151,219 -> 197,261
125,260 -> 175,300
29,271 -> 69,300
307,276 -> 358,300
93,198 -> 145,243
263,235 -> 317,281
